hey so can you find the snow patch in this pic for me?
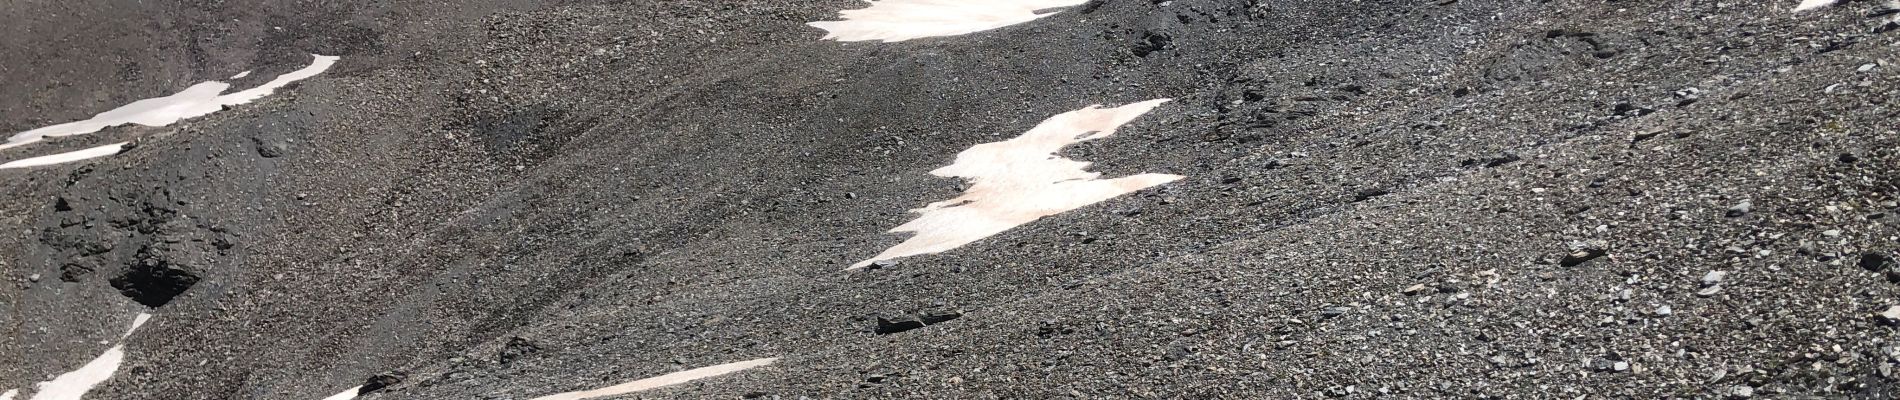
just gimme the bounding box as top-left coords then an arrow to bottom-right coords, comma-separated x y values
809,0 -> 1090,42
527,358 -> 779,400
0,142 -> 129,169
2,389 -> 18,400
1795,0 -> 1835,11
28,313 -> 152,400
852,99 -> 1183,269
0,54 -> 337,157
317,386 -> 361,400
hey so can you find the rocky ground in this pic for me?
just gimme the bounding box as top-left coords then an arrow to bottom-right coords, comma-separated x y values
2,0 -> 1899,399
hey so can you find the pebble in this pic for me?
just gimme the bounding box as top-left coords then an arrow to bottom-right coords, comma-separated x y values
1726,201 -> 1751,217
1402,284 -> 1428,295
1701,270 -> 1727,287
1697,286 -> 1723,297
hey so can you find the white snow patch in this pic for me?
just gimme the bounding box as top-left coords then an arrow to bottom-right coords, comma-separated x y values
0,142 -> 129,169
527,358 -> 779,400
1795,0 -> 1835,11
317,386 -> 361,400
808,0 -> 1090,42
851,99 -> 1184,269
123,314 -> 151,337
230,70 -> 253,79
2,389 -> 18,400
28,313 -> 152,400
0,54 -> 337,154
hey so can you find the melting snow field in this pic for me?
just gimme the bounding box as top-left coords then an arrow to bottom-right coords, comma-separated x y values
18,313 -> 152,400
0,54 -> 337,168
1795,0 -> 1834,11
809,0 -> 1090,42
852,99 -> 1183,269
528,358 -> 780,400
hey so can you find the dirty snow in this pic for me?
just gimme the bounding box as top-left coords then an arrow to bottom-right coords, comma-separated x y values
0,54 -> 337,154
527,358 -> 779,400
0,142 -> 129,169
809,0 -> 1090,42
1794,0 -> 1835,11
852,99 -> 1184,269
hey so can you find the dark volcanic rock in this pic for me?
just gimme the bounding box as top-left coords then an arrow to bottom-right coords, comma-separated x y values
1861,253 -> 1896,272
359,372 -> 407,395
875,316 -> 927,335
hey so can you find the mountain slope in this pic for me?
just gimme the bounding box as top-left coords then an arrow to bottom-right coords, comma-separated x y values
3,0 -> 1898,398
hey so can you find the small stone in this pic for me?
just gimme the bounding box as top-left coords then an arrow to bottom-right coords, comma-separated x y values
1560,239 -> 1611,267
1701,271 -> 1728,287
920,310 -> 963,325
1727,385 -> 1754,399
1613,361 -> 1630,371
1726,201 -> 1752,217
1823,229 -> 1843,237
252,137 -> 290,158
1402,284 -> 1429,295
1612,102 -> 1654,117
1320,307 -> 1350,318
27,274 -> 40,282
1697,286 -> 1723,297
1861,63 -> 1880,72
1654,305 -> 1673,316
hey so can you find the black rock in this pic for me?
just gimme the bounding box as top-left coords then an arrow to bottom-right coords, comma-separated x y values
866,260 -> 898,270
252,136 -> 290,158
59,262 -> 93,282
1860,253 -> 1896,272
359,372 -> 406,395
875,316 -> 926,335
1352,188 -> 1390,202
1131,31 -> 1172,57
1612,103 -> 1653,117
1561,251 -> 1605,267
920,311 -> 962,325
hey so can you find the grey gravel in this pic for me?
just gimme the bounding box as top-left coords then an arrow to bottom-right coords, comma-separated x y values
1,0 -> 1898,399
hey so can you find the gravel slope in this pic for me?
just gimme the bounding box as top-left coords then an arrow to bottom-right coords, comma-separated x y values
3,0 -> 1898,399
